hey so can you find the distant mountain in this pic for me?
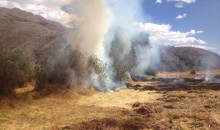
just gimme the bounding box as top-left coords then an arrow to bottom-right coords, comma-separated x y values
0,8 -> 220,71
160,46 -> 220,71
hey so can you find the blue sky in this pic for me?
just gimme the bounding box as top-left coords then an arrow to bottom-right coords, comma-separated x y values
141,0 -> 220,53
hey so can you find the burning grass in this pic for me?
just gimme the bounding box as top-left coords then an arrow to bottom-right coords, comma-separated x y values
1,71 -> 220,130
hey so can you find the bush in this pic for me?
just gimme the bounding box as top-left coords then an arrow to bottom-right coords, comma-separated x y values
113,59 -> 135,80
0,49 -> 35,96
88,54 -> 107,80
35,47 -> 86,91
36,60 -> 69,87
36,51 -> 109,92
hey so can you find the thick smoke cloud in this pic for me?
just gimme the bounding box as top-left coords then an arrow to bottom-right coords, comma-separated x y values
104,0 -> 160,77
59,0 -> 160,90
68,0 -> 110,56
63,0 -> 160,89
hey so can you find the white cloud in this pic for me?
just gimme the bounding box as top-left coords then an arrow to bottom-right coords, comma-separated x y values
133,22 -> 208,48
196,39 -> 206,45
167,0 -> 196,4
175,2 -> 185,8
0,0 -> 74,26
155,0 -> 163,4
176,13 -> 187,19
156,0 -> 197,8
176,45 -> 216,51
196,30 -> 204,34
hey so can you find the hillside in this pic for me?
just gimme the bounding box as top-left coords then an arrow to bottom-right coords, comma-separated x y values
0,8 -> 220,71
0,7 -> 71,64
160,46 -> 220,71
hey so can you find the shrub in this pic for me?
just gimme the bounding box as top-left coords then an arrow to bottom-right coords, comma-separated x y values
35,47 -> 87,91
36,59 -> 69,87
88,55 -> 106,75
0,49 -> 35,96
87,54 -> 107,83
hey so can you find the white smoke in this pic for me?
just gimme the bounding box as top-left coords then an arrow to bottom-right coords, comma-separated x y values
131,45 -> 160,76
64,0 -> 160,90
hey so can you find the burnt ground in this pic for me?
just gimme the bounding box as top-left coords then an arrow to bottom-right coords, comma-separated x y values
128,75 -> 220,91
59,77 -> 220,130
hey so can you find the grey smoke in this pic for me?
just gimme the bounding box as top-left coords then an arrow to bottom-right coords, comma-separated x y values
60,0 -> 161,90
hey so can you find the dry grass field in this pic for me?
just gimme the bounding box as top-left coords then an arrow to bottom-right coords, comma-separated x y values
0,70 -> 220,130
157,70 -> 220,78
0,88 -> 160,130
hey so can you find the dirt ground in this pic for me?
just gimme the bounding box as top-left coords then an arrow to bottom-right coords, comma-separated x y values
0,70 -> 220,130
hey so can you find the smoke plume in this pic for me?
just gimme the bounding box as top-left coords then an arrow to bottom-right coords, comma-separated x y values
60,0 -> 160,91
69,0 -> 110,57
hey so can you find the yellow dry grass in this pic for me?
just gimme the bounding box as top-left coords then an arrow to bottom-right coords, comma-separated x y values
14,84 -> 35,94
157,69 -> 220,78
2,70 -> 220,129
0,88 -> 161,130
78,89 -> 161,108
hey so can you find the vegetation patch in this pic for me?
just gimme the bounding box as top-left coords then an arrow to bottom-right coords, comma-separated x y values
0,49 -> 35,96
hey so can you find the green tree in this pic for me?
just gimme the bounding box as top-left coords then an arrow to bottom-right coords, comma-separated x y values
0,49 -> 34,96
